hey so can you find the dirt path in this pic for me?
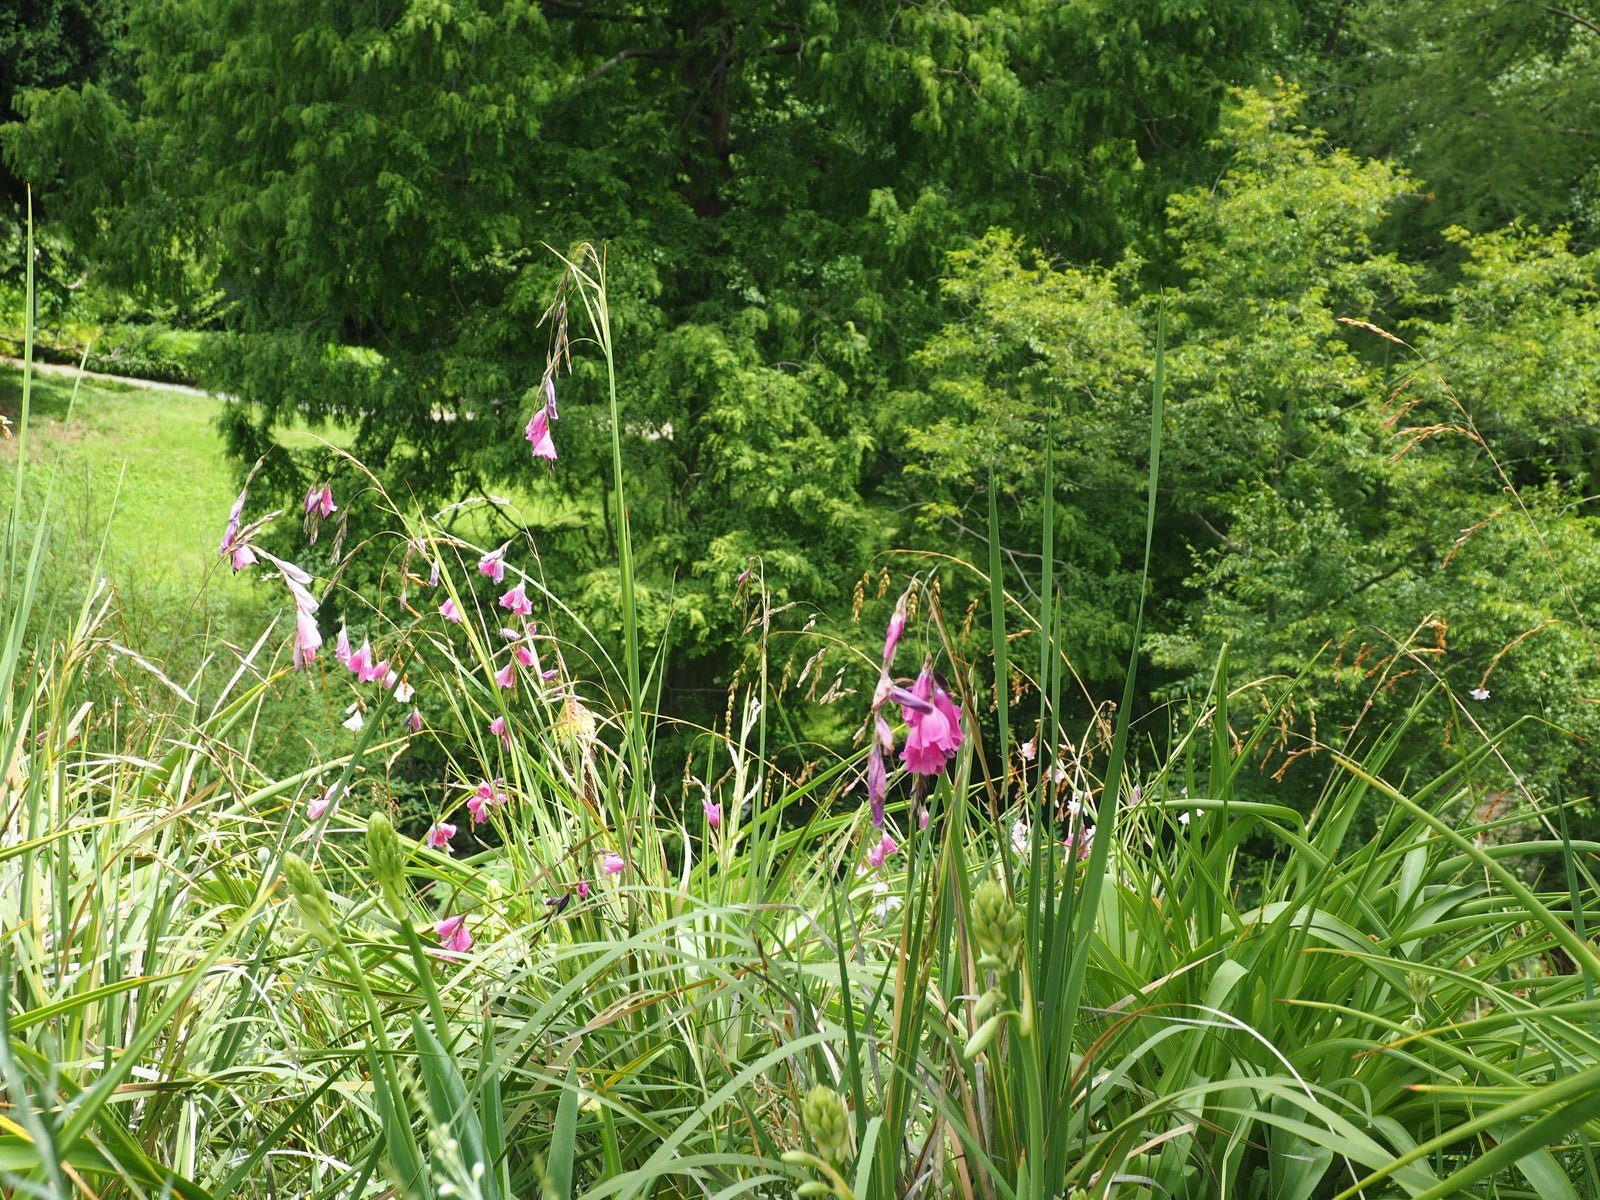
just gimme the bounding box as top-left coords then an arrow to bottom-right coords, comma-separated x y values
0,355 -> 219,399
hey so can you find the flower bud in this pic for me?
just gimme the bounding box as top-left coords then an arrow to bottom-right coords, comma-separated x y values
797,1184 -> 833,1198
963,1012 -> 1005,1060
281,853 -> 338,943
971,878 -> 1023,968
366,811 -> 407,916
801,1084 -> 851,1166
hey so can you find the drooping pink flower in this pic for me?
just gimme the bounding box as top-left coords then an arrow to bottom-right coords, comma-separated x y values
526,408 -> 557,460
475,779 -> 508,809
865,832 -> 898,869
489,715 -> 511,749
306,788 -> 338,822
513,642 -> 537,668
293,606 -> 322,669
540,668 -> 559,683
304,485 -> 336,518
917,806 -> 929,831
704,797 -> 722,828
499,583 -> 533,618
899,662 -> 963,776
426,822 -> 456,849
543,373 -> 558,420
219,486 -> 249,557
406,707 -> 424,733
231,543 -> 258,571
466,793 -> 491,824
439,597 -> 464,623
335,625 -> 352,666
1067,824 -> 1095,862
345,638 -> 373,679
435,915 -> 472,954
494,662 -> 516,689
358,655 -> 389,686
602,852 -> 625,876
479,547 -> 506,584
576,878 -> 590,899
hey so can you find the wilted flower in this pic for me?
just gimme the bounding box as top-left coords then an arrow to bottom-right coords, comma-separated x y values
499,583 -> 533,617
478,547 -> 507,584
439,597 -> 464,623
866,745 -> 887,829
602,852 -> 625,875
406,707 -> 424,733
526,408 -> 557,460
543,373 -> 558,419
426,822 -> 456,849
435,915 -> 472,954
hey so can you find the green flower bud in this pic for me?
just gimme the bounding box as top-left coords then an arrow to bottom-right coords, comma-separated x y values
281,853 -> 339,944
796,1183 -> 833,1198
366,811 -> 407,915
971,878 -> 1023,968
963,1012 -> 1005,1060
801,1084 -> 851,1167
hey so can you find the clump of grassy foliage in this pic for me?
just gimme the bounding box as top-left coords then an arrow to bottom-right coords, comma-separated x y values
4,236 -> 1600,1200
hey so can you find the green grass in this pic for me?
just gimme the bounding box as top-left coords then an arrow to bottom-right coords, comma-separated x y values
0,363 -> 245,590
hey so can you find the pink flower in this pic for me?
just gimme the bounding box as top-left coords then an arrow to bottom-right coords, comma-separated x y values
435,915 -> 472,954
335,625 -> 352,666
918,806 -> 929,831
479,548 -> 506,584
466,793 -> 491,824
304,485 -> 336,518
475,779 -> 508,808
306,788 -> 338,822
1019,738 -> 1036,763
345,638 -> 372,678
899,662 -> 963,776
219,486 -> 249,557
865,832 -> 898,869
426,822 -> 456,849
358,655 -> 389,686
866,745 -> 887,828
543,373 -> 558,420
231,543 -> 258,571
499,584 -> 533,618
293,606 -> 322,669
489,715 -> 511,749
513,642 -> 537,668
526,408 -> 557,460
1067,824 -> 1095,862
494,662 -> 516,689
703,797 -> 722,828
576,878 -> 589,899
439,597 -> 464,623
407,707 -> 424,733
602,852 -> 625,875
883,596 -> 907,665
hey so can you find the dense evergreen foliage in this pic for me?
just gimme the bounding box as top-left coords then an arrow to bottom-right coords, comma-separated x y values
6,0 -> 1600,813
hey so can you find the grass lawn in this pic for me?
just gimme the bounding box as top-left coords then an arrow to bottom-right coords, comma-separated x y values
1,363 -> 249,593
